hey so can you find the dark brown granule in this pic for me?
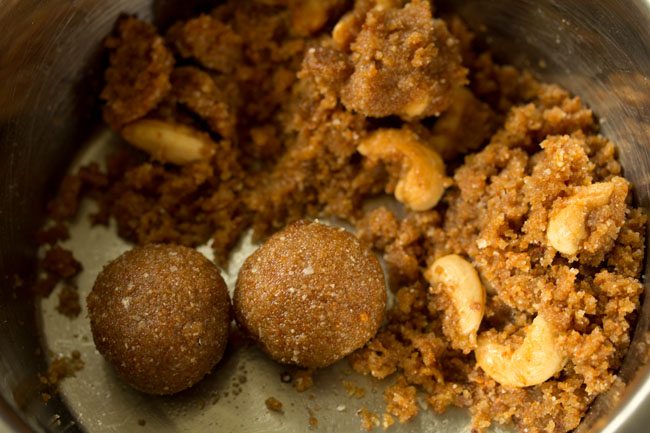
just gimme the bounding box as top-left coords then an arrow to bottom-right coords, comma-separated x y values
293,369 -> 314,392
101,16 -> 174,130
36,223 -> 70,246
40,351 -> 84,387
32,274 -> 60,298
41,246 -> 82,279
56,286 -> 81,318
358,407 -> 380,431
265,396 -> 284,413
47,174 -> 82,222
137,419 -> 146,427
167,14 -> 243,74
169,67 -> 237,139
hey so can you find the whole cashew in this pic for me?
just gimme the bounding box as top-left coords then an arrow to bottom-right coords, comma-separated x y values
358,128 -> 449,211
547,179 -> 621,255
121,119 -> 216,165
475,315 -> 566,388
425,254 -> 486,352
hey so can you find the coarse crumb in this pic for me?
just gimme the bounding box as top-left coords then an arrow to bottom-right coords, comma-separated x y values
384,377 -> 418,422
101,16 -> 174,130
308,407 -> 319,429
265,397 -> 284,413
358,407 -> 380,431
40,351 -> 85,388
42,246 -> 82,279
56,286 -> 81,318
342,380 -> 366,399
294,369 -> 315,392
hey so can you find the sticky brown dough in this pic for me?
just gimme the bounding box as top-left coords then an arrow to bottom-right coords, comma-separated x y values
87,244 -> 231,395
234,220 -> 387,368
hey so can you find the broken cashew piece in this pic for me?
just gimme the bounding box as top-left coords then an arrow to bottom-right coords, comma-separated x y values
547,180 -> 617,255
475,316 -> 566,388
121,119 -> 216,165
358,128 -> 449,211
425,254 -> 485,350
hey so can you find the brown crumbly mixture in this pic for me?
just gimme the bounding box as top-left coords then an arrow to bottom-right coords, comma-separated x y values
40,1 -> 646,432
358,407 -> 380,430
337,0 -> 467,120
41,245 -> 82,279
384,377 -> 419,422
101,17 -> 174,130
169,67 -> 237,139
36,222 -> 70,246
33,244 -> 82,298
265,396 -> 284,413
167,14 -> 243,74
39,351 -> 85,392
56,285 -> 81,318
351,84 -> 646,432
293,369 -> 315,392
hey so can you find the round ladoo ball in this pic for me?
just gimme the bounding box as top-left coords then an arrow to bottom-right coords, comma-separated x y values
234,220 -> 387,368
87,244 -> 231,395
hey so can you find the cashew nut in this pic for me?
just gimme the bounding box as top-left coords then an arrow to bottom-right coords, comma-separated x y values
121,119 -> 216,165
332,10 -> 358,50
290,0 -> 333,36
546,180 -> 618,255
475,316 -> 566,388
424,254 -> 485,352
358,128 -> 449,211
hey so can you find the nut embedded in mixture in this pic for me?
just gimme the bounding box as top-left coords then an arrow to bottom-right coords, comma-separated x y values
234,220 -> 387,368
87,244 -> 231,395
547,177 -> 628,258
358,127 -> 450,211
475,315 -> 566,388
121,119 -> 217,165
425,254 -> 486,353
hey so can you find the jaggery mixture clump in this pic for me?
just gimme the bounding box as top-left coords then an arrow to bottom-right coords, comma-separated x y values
40,1 -> 646,432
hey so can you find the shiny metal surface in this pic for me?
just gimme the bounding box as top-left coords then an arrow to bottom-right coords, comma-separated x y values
1,0 -> 650,432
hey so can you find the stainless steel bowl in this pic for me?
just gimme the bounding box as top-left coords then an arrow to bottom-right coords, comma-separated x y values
1,1 -> 650,432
